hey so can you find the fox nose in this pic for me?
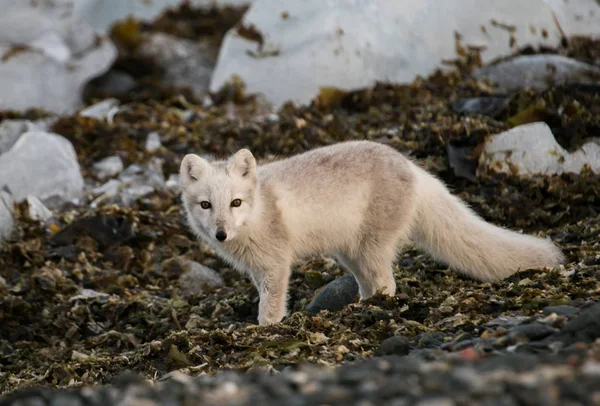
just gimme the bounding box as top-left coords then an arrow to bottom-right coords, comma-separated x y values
215,229 -> 227,242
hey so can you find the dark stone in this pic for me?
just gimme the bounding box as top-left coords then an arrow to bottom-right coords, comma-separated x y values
49,215 -> 136,249
542,305 -> 580,317
508,323 -> 559,341
416,332 -> 445,348
306,274 -> 358,314
451,96 -> 510,116
559,302 -> 600,344
375,335 -> 410,356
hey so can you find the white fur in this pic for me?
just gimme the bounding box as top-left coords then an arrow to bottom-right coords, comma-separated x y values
180,141 -> 565,325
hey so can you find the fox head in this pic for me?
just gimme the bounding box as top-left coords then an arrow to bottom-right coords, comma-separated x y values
180,149 -> 258,243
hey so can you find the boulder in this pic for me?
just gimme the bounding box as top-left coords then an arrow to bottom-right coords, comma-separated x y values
210,0 -> 600,107
0,0 -> 117,114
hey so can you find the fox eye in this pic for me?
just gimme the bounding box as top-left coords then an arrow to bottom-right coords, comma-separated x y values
231,199 -> 242,207
200,201 -> 211,209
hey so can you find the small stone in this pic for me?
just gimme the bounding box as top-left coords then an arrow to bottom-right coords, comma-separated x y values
92,156 -> 124,180
451,96 -> 510,116
543,305 -> 580,317
508,323 -> 559,341
79,98 -> 120,120
162,258 -> 224,298
306,273 -> 359,314
375,336 -> 410,356
473,54 -> 600,91
26,195 -> 53,222
560,302 -> 600,344
145,132 -> 162,152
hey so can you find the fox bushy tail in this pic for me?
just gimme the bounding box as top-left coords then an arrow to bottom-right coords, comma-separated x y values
408,165 -> 565,282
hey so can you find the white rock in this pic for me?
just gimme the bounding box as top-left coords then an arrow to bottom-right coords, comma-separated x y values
145,132 -> 162,152
0,1 -> 117,114
73,0 -> 256,33
210,0 -> 598,107
92,156 -> 124,180
0,131 -> 85,202
79,98 -> 120,120
26,195 -> 54,222
473,54 -> 600,91
478,122 -> 600,177
0,119 -> 56,155
0,190 -> 14,243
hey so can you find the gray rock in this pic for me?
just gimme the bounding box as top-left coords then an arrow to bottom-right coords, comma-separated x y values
375,336 -> 411,356
92,156 -> 124,180
0,131 -> 84,203
306,273 -> 359,314
137,32 -> 215,101
560,302 -> 600,344
0,119 -> 55,155
73,0 -> 256,34
0,1 -> 117,114
90,158 -> 166,207
473,54 -> 600,91
508,324 -> 559,341
85,70 -> 137,98
451,96 -> 510,116
543,305 -> 580,317
176,260 -> 224,298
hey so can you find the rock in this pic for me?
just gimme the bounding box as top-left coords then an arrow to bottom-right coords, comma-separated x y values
49,214 -> 136,249
210,0 -> 585,107
136,32 -> 215,101
26,195 -> 53,222
0,1 -> 117,114
473,55 -> 600,91
446,143 -> 477,182
559,302 -> 600,344
543,305 -> 580,317
0,190 -> 14,243
177,261 -> 224,298
79,98 -> 120,120
84,70 -> 137,99
478,122 -> 600,177
92,156 -> 124,180
73,0 -> 255,34
145,132 -> 162,152
0,119 -> 52,155
507,323 -> 559,341
451,96 -> 510,116
306,274 -> 359,314
90,158 -> 166,207
0,131 -> 85,203
375,336 -> 411,356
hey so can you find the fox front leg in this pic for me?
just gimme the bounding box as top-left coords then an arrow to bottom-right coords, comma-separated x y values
250,264 -> 291,326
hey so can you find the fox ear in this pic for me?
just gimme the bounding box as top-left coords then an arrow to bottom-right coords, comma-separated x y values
180,154 -> 209,187
228,148 -> 256,179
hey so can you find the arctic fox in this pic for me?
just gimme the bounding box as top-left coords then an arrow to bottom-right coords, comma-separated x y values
180,140 -> 565,326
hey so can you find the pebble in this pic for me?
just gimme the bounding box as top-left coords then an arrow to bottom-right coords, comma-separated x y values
375,336 -> 411,357
306,273 -> 359,314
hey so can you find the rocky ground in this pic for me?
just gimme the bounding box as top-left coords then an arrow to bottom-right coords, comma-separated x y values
0,4 -> 599,405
